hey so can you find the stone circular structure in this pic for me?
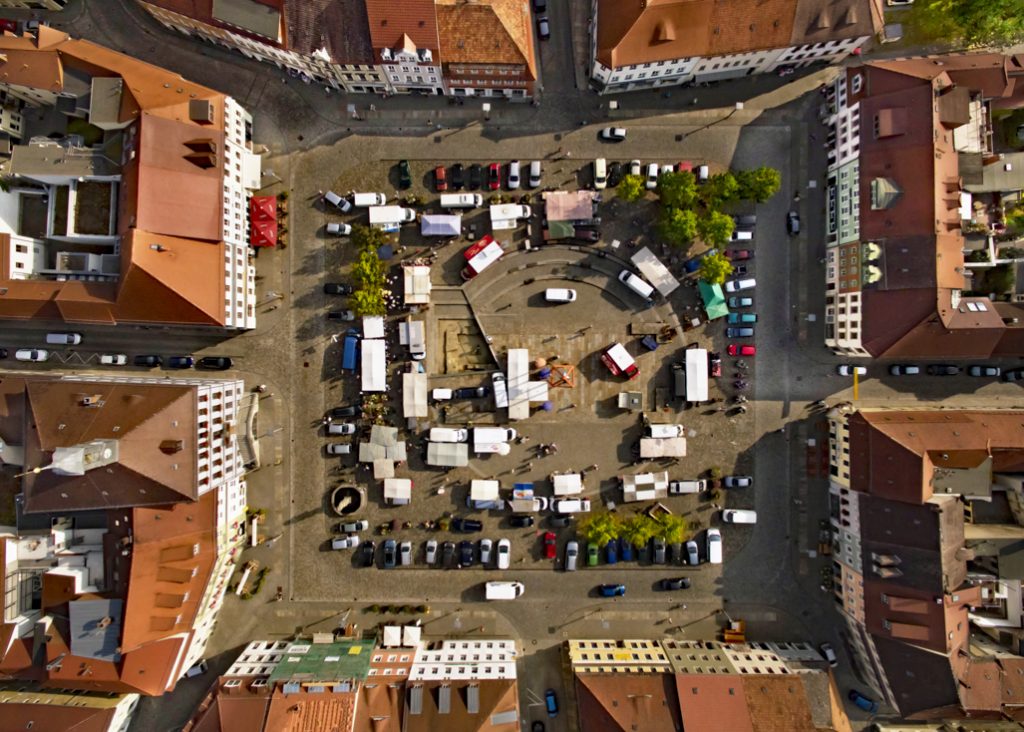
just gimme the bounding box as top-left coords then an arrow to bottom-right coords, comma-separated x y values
330,485 -> 365,516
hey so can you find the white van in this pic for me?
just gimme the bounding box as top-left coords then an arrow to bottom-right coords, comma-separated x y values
545,288 -> 577,303
440,193 -> 483,209
617,270 -> 654,301
492,373 -> 509,409
707,528 -> 722,564
723,509 -> 757,524
430,427 -> 468,443
352,192 -> 387,207
725,278 -> 756,293
553,498 -> 591,514
474,427 -> 517,443
593,158 -> 608,190
646,424 -> 683,438
669,479 -> 708,494
697,164 -> 710,182
432,388 -> 453,402
46,332 -> 82,345
368,206 -> 416,226
730,230 -> 753,241
485,581 -> 525,600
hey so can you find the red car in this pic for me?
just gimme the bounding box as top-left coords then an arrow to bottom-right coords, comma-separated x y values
487,163 -> 500,191
726,249 -> 753,261
675,161 -> 693,173
728,344 -> 756,357
543,531 -> 557,560
434,165 -> 448,192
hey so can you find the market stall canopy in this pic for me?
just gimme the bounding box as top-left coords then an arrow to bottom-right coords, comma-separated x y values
384,478 -> 411,504
420,214 -> 461,237
250,217 -> 277,248
552,473 -> 583,496
470,480 -> 500,501
403,264 -> 432,305
363,316 -> 385,339
426,442 -> 469,467
374,458 -> 395,479
361,339 -> 387,392
632,247 -> 679,296
639,437 -> 687,458
402,372 -> 428,418
507,348 -> 550,420
621,471 -> 670,502
543,190 -> 599,222
699,281 -> 729,320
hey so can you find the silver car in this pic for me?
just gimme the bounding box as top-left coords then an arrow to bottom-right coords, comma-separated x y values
425,540 -> 438,565
686,540 -> 700,565
565,541 -> 579,572
400,541 -> 412,566
479,538 -> 493,565
652,538 -> 666,565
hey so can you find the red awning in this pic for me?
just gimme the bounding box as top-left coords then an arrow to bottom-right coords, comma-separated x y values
249,195 -> 276,222
250,218 -> 277,248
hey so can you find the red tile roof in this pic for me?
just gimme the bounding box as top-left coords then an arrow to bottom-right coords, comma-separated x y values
365,0 -> 439,53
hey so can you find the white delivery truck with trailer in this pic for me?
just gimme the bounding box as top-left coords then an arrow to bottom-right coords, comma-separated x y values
368,206 -> 416,229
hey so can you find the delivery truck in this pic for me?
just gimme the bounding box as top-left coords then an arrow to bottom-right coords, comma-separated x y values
485,581 -> 525,600
368,206 -> 416,229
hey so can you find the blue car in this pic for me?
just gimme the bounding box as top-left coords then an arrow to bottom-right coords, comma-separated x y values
848,689 -> 878,714
598,583 -> 626,597
605,541 -> 618,564
545,688 -> 559,717
727,312 -> 757,324
619,537 -> 633,561
684,248 -> 717,273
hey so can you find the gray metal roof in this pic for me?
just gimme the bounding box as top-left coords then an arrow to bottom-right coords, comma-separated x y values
68,598 -> 123,661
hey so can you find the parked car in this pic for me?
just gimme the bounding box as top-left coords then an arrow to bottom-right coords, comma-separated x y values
496,538 -> 511,569
545,689 -> 559,718
727,344 -> 756,357
723,475 -> 753,488
686,540 -> 700,565
820,642 -> 838,668
99,354 -> 127,366
442,541 -> 456,568
727,312 -> 757,324
509,515 -> 535,528
324,283 -> 354,296
382,540 -> 398,568
652,538 -> 666,565
330,405 -> 362,419
724,278 -> 756,292
660,577 -> 691,591
889,364 -> 920,376
453,517 -> 483,532
848,689 -> 878,714
339,519 -> 369,533
543,531 -> 557,560
451,163 -> 465,189
644,162 -> 659,189
629,159 -> 641,176
433,165 -> 448,192
361,540 -> 376,567
327,310 -> 356,321
468,163 -> 482,190
836,364 -> 867,376
1004,368 -> 1024,382
453,386 -> 490,399
707,529 -> 722,564
786,210 -> 801,235
607,161 -> 624,187
600,127 -> 627,142
528,160 -> 542,188
927,364 -> 960,375
587,543 -> 599,566
479,538 -> 493,565
397,159 -> 412,189
507,160 -> 521,189
425,540 -> 438,564
197,356 -> 232,370
400,541 -> 412,566
726,327 -> 754,338
726,249 -> 753,260
969,365 -> 1001,377
16,349 -> 48,362
728,296 -> 753,308
133,354 -> 161,367
549,514 -> 571,528
619,537 -> 633,562
328,423 -> 356,435
533,0 -> 546,11
565,541 -> 579,571
537,15 -> 550,40
605,541 -> 617,564
459,540 -> 474,566
598,583 -> 626,597
326,443 -> 351,455
326,222 -> 352,236
488,162 -> 500,190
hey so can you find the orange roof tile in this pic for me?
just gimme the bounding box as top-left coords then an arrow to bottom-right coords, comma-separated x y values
436,0 -> 536,80
365,0 -> 439,53
264,686 -> 357,731
675,675 -> 753,732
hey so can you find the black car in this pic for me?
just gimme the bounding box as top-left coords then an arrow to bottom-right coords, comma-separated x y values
509,515 -> 535,528
452,517 -> 483,533
548,515 -> 571,528
533,0 -> 546,11
331,405 -> 362,419
451,163 -> 465,190
1004,368 -> 1024,383
167,356 -> 195,369
0,348 -> 7,359
134,355 -> 162,367
382,540 -> 397,569
468,163 -> 482,190
607,162 -> 623,188
360,540 -> 376,567
442,541 -> 457,568
324,283 -> 354,296
458,540 -> 474,566
453,386 -> 490,399
786,210 -> 800,235
397,159 -> 412,189
660,577 -> 692,591
927,364 -> 960,376
326,311 -> 355,321
196,356 -> 232,370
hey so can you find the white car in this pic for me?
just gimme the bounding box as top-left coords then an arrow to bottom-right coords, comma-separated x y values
724,278 -> 756,293
328,423 -> 356,435
425,539 -> 438,564
645,162 -> 659,189
629,159 -> 641,176
507,160 -> 521,190
479,538 -> 493,565
99,354 -> 127,366
496,538 -> 511,569
399,541 -> 412,566
599,127 -> 627,141
707,528 -> 722,564
326,222 -> 352,236
326,443 -> 351,455
686,540 -> 700,565
660,164 -> 673,175
15,349 -> 48,362
836,365 -> 867,376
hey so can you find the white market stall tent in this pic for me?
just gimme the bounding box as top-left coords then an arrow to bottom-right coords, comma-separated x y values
552,473 -> 583,496
384,478 -> 412,505
361,339 -> 387,392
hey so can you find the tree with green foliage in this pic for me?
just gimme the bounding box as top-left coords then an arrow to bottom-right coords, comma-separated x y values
656,170 -> 698,209
354,248 -> 386,289
735,166 -> 782,203
351,223 -> 387,253
656,515 -> 689,545
909,0 -> 1024,48
350,288 -> 385,316
658,207 -> 698,248
698,251 -> 734,285
576,513 -> 621,548
699,172 -> 740,208
698,211 -> 735,247
620,514 -> 659,550
616,174 -> 645,202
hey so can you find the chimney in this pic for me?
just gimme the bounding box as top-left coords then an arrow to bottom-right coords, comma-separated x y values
160,439 -> 184,455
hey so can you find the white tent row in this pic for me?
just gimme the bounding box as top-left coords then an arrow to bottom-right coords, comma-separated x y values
362,339 -> 387,392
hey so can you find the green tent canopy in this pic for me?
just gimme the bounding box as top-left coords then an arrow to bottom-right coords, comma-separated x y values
698,280 -> 729,320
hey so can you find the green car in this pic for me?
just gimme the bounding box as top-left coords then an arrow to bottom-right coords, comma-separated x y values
587,543 -> 599,567
397,159 -> 412,189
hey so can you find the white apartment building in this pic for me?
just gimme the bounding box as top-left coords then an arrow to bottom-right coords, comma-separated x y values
222,97 -> 260,329
590,0 -> 876,94
410,639 -> 518,680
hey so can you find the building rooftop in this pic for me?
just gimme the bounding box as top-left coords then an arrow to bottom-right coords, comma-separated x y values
365,0 -> 439,54
267,639 -> 376,684
436,0 -> 535,80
